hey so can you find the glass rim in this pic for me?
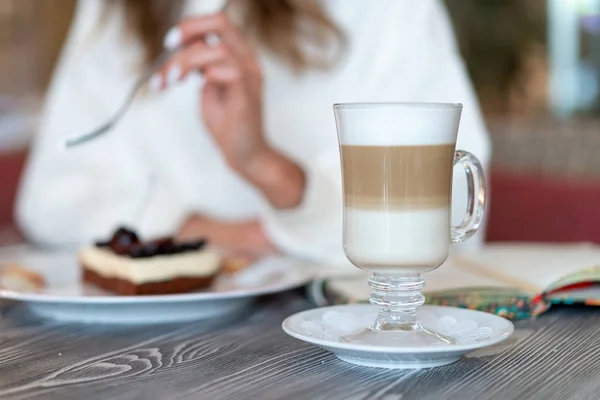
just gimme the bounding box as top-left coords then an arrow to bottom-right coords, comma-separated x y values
333,102 -> 463,110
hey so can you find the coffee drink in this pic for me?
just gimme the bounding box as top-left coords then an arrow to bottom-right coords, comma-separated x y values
334,103 -> 464,274
333,102 -> 487,346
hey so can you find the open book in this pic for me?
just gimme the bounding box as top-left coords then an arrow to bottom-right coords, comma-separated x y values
310,243 -> 600,320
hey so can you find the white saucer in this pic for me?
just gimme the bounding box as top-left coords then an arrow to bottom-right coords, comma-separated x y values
282,304 -> 514,369
0,246 -> 315,324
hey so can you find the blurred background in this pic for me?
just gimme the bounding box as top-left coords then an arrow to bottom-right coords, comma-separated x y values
0,0 -> 599,245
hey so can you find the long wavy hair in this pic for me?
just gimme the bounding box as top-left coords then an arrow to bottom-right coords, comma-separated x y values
106,0 -> 343,71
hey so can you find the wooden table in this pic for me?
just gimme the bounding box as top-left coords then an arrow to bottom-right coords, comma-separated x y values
0,291 -> 598,400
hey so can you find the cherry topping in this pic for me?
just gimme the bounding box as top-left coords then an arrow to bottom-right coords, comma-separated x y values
108,226 -> 140,255
128,243 -> 153,258
181,239 -> 207,251
157,239 -> 180,255
95,227 -> 208,258
112,227 -> 139,245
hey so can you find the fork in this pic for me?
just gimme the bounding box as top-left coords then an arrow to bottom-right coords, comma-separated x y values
62,1 -> 232,149
61,49 -> 176,149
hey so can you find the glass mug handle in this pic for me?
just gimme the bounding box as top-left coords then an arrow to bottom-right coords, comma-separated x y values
451,150 -> 486,243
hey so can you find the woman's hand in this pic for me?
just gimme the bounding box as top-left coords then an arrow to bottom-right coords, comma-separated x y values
176,214 -> 277,259
154,14 -> 305,209
157,13 -> 264,174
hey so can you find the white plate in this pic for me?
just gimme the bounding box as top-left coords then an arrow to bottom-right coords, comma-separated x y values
282,304 -> 514,369
0,246 -> 315,324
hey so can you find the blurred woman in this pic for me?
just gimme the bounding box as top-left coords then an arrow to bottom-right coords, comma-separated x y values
17,0 -> 490,264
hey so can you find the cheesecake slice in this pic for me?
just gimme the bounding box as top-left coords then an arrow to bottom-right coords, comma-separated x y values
80,227 -> 221,295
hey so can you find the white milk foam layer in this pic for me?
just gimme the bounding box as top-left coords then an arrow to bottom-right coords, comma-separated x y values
335,103 -> 462,146
343,207 -> 450,274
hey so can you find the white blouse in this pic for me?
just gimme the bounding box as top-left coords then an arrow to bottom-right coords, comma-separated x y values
16,0 -> 491,266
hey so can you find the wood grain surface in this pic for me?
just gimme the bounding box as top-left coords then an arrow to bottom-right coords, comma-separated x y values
0,292 -> 598,400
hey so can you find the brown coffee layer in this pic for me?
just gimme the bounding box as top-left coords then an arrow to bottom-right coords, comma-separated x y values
82,267 -> 217,296
341,144 -> 455,210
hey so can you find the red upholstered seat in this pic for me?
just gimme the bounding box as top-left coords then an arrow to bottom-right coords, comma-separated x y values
0,151 -> 26,243
486,170 -> 600,244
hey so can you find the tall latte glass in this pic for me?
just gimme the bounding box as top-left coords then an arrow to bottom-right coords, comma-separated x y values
334,102 -> 486,346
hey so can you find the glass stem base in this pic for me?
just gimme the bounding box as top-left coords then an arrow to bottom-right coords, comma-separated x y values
342,274 -> 453,346
369,274 -> 425,331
